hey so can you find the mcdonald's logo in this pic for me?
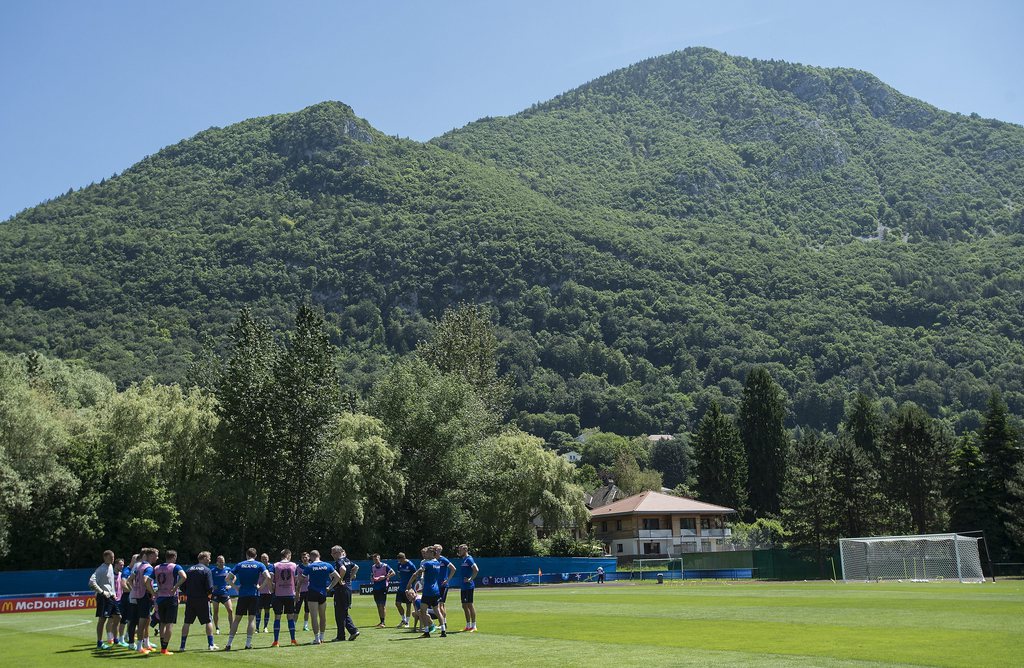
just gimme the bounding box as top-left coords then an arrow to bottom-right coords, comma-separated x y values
0,594 -> 95,613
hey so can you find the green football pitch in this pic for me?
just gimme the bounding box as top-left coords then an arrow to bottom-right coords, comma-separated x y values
2,581 -> 1021,667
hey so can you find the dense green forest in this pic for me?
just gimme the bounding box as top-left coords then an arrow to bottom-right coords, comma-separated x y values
0,306 -> 594,569
2,48 -> 1023,439
3,306 -> 1021,569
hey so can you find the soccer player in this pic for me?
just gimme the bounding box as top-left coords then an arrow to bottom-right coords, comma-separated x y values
118,554 -> 138,648
126,547 -> 158,654
299,549 -> 341,645
370,553 -> 395,628
110,557 -> 127,646
210,554 -> 235,634
458,544 -> 479,632
407,546 -> 445,638
153,548 -> 187,655
88,549 -> 119,649
257,552 -> 275,633
270,548 -> 299,646
180,551 -> 218,651
393,552 -> 416,627
408,583 -> 436,630
434,543 -> 456,635
297,551 -> 311,631
224,547 -> 268,650
330,545 -> 359,641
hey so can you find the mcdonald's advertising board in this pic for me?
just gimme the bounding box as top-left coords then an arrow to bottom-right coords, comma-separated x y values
0,594 -> 96,614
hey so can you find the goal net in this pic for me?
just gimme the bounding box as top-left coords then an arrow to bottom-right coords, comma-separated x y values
839,534 -> 984,583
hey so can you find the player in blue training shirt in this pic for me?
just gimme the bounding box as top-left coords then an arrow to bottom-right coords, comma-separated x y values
210,555 -> 234,635
433,543 -> 457,636
298,549 -> 341,645
407,546 -> 446,638
458,544 -> 479,632
224,547 -> 268,650
393,552 -> 417,628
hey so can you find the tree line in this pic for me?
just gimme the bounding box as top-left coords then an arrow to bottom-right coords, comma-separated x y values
0,304 -> 590,570
2,302 -> 1021,571
567,366 -> 1024,571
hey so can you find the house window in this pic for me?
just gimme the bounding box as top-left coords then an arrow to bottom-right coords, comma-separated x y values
642,518 -> 660,530
616,520 -> 622,531
700,518 -> 711,530
680,518 -> 696,531
643,543 -> 660,555
616,543 -> 623,553
601,521 -> 607,532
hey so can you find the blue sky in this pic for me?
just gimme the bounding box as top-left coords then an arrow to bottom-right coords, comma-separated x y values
1,0 -> 1021,220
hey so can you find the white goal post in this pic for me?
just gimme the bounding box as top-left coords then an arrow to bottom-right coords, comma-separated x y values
839,533 -> 985,583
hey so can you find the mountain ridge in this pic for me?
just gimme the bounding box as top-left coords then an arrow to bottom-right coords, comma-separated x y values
1,47 -> 1022,435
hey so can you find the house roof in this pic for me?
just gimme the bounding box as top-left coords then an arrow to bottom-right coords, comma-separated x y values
589,490 -> 736,518
585,483 -> 624,509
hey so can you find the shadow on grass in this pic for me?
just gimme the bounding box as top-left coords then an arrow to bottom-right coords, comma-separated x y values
388,630 -> 467,641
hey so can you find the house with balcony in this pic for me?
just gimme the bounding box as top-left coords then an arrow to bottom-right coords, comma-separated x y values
590,490 -> 737,559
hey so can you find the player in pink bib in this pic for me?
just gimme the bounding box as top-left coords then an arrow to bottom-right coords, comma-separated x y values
126,547 -> 158,653
153,549 -> 186,654
258,553 -> 274,633
269,549 -> 300,646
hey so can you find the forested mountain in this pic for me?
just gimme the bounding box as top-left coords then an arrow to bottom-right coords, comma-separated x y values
2,47 -> 1023,436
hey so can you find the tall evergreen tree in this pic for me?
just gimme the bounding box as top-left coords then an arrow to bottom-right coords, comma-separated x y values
843,392 -> 883,463
214,309 -> 279,551
649,435 -> 693,489
881,402 -> 953,534
781,429 -> 833,575
948,434 -> 989,535
829,436 -> 883,539
1003,462 -> 1024,558
977,391 -> 1023,558
738,367 -> 789,517
418,302 -> 511,417
273,303 -> 342,546
693,402 -> 747,510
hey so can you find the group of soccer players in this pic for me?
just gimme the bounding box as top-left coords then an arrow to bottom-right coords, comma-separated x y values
87,542 -> 479,654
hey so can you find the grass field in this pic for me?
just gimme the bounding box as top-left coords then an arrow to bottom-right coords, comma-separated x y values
1,580 -> 1021,667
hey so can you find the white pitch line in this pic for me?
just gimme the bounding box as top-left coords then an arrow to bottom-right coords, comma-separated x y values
0,619 -> 92,634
